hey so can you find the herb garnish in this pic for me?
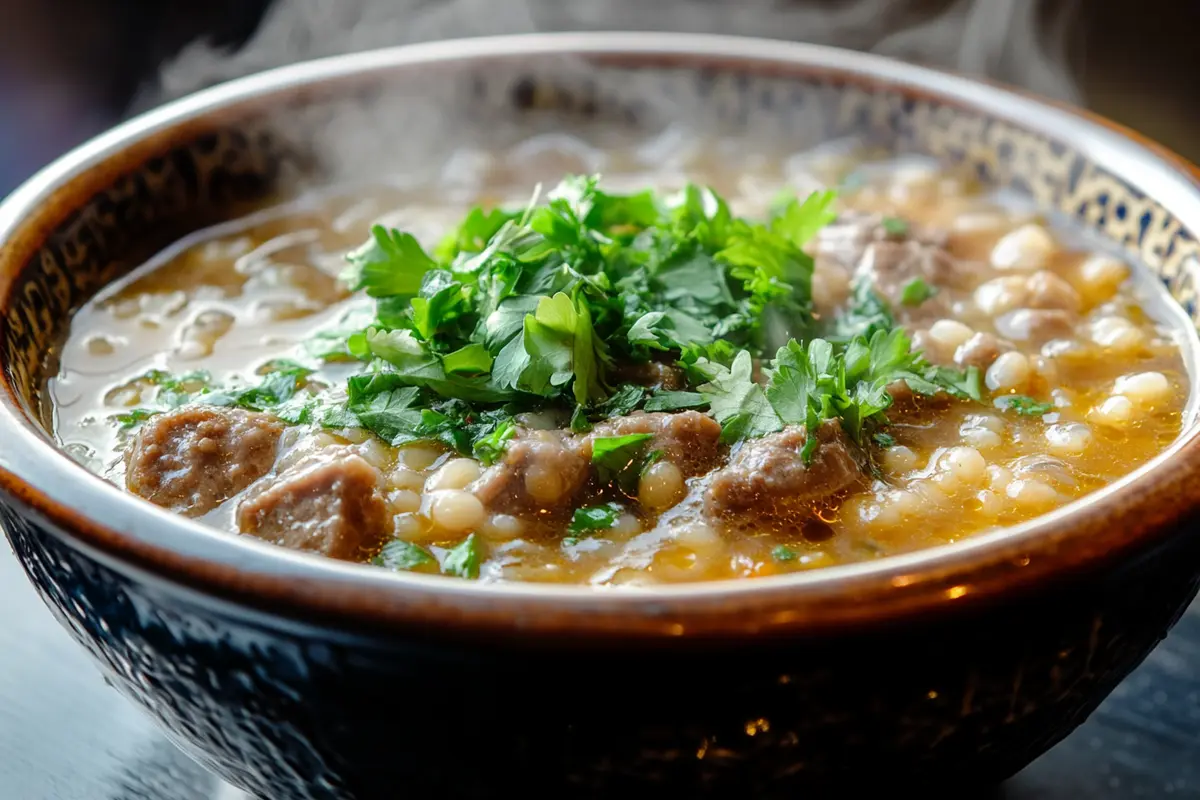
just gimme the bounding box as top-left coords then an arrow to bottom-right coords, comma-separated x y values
373,539 -> 436,572
995,395 -> 1054,417
568,502 -> 624,536
881,216 -> 910,236
441,534 -> 484,579
129,175 -> 982,479
771,545 -> 798,562
900,277 -> 937,306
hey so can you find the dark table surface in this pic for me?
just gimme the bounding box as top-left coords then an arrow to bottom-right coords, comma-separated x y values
1,538 -> 1197,799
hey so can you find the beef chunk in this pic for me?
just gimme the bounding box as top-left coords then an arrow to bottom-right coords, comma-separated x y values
611,361 -> 688,392
236,452 -> 389,561
581,411 -> 723,477
853,240 -> 973,323
125,406 -> 283,516
814,211 -> 946,270
705,420 -> 865,516
469,428 -> 590,515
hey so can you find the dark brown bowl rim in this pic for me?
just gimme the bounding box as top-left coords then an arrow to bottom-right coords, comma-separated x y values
2,32 -> 1200,641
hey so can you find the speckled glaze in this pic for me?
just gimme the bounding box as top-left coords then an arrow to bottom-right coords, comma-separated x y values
2,34 -> 1200,799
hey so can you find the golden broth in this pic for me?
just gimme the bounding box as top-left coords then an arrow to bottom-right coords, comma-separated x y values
48,138 -> 1191,584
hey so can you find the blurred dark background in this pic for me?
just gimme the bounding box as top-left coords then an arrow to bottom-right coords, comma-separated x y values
0,0 -> 1196,198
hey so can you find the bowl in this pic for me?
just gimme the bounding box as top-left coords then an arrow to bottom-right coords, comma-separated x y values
2,33 -> 1200,799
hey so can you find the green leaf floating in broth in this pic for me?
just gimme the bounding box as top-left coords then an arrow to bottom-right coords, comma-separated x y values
373,539 -> 436,572
441,533 -> 484,579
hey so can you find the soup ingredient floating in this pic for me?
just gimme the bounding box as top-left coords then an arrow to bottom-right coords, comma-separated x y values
55,160 -> 1185,584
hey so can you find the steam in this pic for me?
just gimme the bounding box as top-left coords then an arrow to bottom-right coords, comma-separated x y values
141,0 -> 1083,107
131,0 -> 1084,190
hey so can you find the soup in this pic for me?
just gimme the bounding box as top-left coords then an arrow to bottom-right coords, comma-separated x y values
49,139 -> 1189,585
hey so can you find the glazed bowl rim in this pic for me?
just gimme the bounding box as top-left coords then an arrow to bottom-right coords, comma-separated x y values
2,31 -> 1200,639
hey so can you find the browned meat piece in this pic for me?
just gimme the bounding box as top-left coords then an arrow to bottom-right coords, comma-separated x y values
612,361 -> 688,391
955,332 -> 1008,370
236,452 -> 389,561
704,420 -> 865,517
994,309 -> 1075,344
853,240 -> 975,323
885,379 -> 953,416
580,411 -> 723,477
814,211 -> 946,269
125,406 -> 283,516
469,428 -> 590,515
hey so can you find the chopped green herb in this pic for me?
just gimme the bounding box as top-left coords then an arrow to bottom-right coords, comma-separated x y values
995,395 -> 1054,416
900,277 -> 938,306
441,534 -> 483,579
591,433 -> 658,494
881,216 -> 910,236
472,418 -> 516,466
772,545 -> 798,562
114,408 -> 157,430
569,405 -> 593,433
341,225 -> 436,298
643,390 -> 708,412
567,502 -> 624,535
873,432 -> 896,448
373,540 -> 436,572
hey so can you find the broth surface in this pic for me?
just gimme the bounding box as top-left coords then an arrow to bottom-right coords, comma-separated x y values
49,136 -> 1190,584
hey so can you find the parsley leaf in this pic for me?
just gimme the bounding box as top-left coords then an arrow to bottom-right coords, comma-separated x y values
342,225 -> 436,298
881,216 -> 910,236
441,534 -> 483,579
772,189 -> 839,248
995,394 -> 1054,416
697,349 -> 782,442
643,391 -> 707,412
567,502 -> 624,535
114,408 -> 157,430
591,433 -> 656,493
373,540 -> 436,572
900,277 -> 937,306
472,418 -> 516,465
771,545 -> 798,562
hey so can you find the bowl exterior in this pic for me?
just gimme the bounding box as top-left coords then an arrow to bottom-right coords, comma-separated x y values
5,504 -> 1199,798
2,36 -> 1200,799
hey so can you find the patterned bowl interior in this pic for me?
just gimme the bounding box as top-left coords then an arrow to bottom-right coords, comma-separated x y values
3,41 -> 1199,438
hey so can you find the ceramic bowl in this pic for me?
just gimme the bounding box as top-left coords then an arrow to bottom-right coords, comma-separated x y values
2,33 -> 1200,800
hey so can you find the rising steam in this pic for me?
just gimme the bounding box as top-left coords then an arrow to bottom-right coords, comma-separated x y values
141,0 -> 1083,108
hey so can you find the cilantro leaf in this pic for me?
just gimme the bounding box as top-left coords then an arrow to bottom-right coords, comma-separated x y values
472,418 -> 516,465
697,350 -> 782,442
114,408 -> 157,430
772,189 -> 839,248
881,216 -> 910,236
900,277 -> 937,306
441,534 -> 483,579
643,391 -> 707,412
373,540 -> 436,572
995,394 -> 1054,416
567,502 -> 624,535
506,292 -> 609,405
873,431 -> 897,448
771,545 -> 798,562
442,343 -> 493,375
366,329 -> 510,403
342,225 -> 436,298
591,433 -> 655,493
